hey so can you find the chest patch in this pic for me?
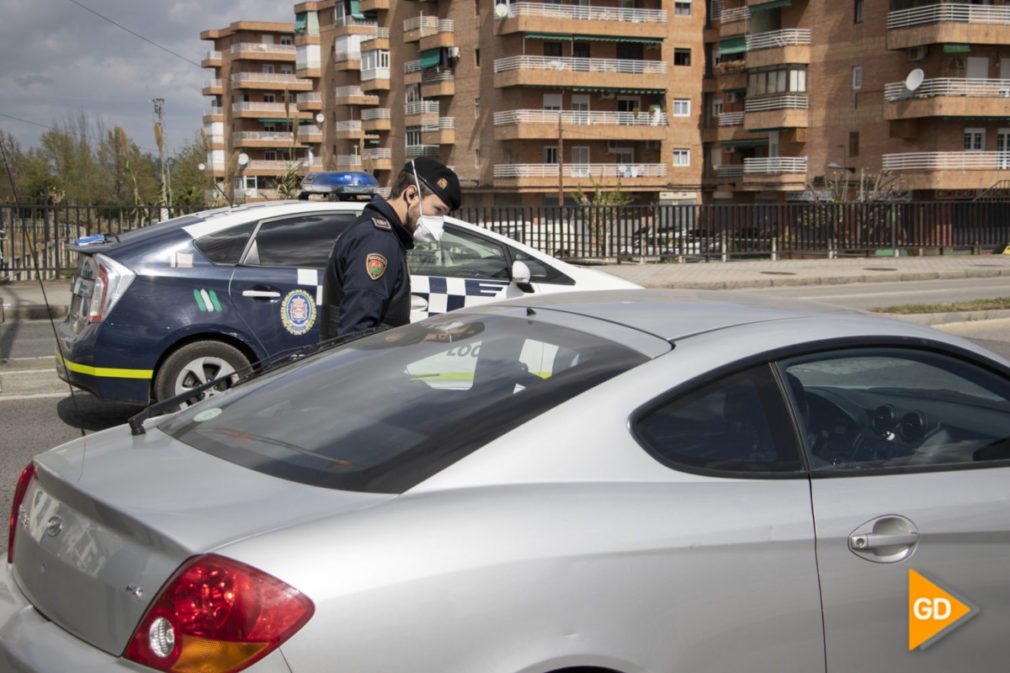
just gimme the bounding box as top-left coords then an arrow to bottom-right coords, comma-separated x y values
366,253 -> 388,280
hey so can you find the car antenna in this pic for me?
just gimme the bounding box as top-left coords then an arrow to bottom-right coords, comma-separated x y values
0,143 -> 88,438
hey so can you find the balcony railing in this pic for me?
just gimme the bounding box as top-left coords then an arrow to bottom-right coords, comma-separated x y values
405,59 -> 422,73
335,85 -> 370,98
494,55 -> 667,74
297,92 -> 321,105
230,73 -> 310,86
715,164 -> 745,177
365,148 -> 392,159
300,125 -> 323,138
422,69 -> 455,83
204,106 -> 224,117
720,6 -> 750,22
204,50 -> 222,61
361,107 -> 392,121
888,3 -> 1010,29
743,157 -> 807,173
882,151 -> 1010,170
506,2 -> 667,23
744,94 -> 808,111
335,46 -> 361,62
493,109 -> 669,126
884,77 -> 1010,101
247,159 -> 309,171
365,27 -> 390,40
718,111 -> 745,126
335,14 -> 378,28
337,154 -> 362,165
362,66 -> 390,81
421,117 -> 455,131
231,102 -> 302,115
336,121 -> 363,132
406,101 -> 440,115
233,132 -> 297,144
404,15 -> 454,33
203,79 -> 222,89
493,163 -> 667,178
231,43 -> 296,56
406,144 -> 441,157
745,29 -> 811,51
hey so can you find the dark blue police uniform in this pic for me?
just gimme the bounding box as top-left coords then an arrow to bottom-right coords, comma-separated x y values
320,196 -> 413,339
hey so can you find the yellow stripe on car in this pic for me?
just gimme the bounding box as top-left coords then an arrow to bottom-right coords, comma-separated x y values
56,349 -> 154,380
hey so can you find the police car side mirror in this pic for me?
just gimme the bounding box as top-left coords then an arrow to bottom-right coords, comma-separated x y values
511,260 -> 534,293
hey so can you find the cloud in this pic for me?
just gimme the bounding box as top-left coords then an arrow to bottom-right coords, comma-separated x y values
0,0 -> 295,154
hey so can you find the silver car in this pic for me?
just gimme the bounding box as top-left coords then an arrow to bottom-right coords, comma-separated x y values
3,290 -> 1010,672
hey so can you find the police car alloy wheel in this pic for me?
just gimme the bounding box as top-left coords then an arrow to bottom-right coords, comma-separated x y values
154,341 -> 250,406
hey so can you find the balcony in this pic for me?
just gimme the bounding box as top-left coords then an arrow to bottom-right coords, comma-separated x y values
364,147 -> 393,171
230,43 -> 296,60
884,78 -> 1010,119
422,118 -> 455,145
335,120 -> 364,139
334,15 -> 379,36
297,92 -> 322,110
335,86 -> 380,106
246,159 -> 311,175
404,16 -> 454,44
361,66 -> 391,90
362,107 -> 392,131
421,69 -> 455,97
232,102 -> 311,119
887,3 -> 1010,49
715,164 -> 745,178
493,109 -> 668,141
230,73 -> 313,91
719,6 -> 749,36
202,50 -> 222,67
716,111 -> 750,143
336,154 -> 363,169
359,0 -> 390,10
363,27 -> 390,50
499,3 -> 667,40
882,151 -> 1010,190
742,156 -> 807,190
232,131 -> 299,148
300,125 -> 323,142
203,106 -> 224,121
406,100 -> 440,120
744,94 -> 808,130
406,144 -> 441,158
745,29 -> 811,69
493,163 -> 668,188
202,79 -> 223,95
334,44 -> 361,70
494,55 -> 667,90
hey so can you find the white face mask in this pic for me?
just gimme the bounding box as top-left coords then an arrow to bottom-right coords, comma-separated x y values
411,162 -> 445,244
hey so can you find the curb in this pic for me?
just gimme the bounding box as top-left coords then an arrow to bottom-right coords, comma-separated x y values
2,305 -> 68,322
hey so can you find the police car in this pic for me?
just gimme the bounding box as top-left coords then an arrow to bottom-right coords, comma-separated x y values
55,201 -> 639,405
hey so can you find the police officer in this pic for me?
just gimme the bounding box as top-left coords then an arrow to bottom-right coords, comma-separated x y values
320,158 -> 461,339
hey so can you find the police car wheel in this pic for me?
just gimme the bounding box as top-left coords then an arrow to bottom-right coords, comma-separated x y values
154,341 -> 250,406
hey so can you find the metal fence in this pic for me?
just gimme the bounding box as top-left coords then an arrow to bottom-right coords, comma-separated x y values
2,201 -> 1009,281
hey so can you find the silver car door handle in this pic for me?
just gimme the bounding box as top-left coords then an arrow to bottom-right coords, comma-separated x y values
242,290 -> 282,299
849,532 -> 919,551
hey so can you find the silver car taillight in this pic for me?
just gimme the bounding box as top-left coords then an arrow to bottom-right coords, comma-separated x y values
86,254 -> 135,323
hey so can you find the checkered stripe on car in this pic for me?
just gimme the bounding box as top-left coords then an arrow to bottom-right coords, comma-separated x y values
411,277 -> 511,317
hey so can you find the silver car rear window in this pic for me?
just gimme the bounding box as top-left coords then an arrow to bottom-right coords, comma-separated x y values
159,313 -> 648,493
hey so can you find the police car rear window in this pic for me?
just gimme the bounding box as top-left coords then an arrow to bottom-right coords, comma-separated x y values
159,313 -> 647,493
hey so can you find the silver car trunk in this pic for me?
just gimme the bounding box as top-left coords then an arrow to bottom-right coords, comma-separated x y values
11,424 -> 391,656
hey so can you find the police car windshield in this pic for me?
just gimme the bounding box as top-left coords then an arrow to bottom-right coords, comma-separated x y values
159,312 -> 647,493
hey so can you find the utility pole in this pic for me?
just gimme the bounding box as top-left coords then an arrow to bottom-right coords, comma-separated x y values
152,98 -> 171,208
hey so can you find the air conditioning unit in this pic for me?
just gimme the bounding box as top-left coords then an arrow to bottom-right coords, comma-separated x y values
908,45 -> 928,62
726,91 -> 740,103
448,46 -> 461,58
601,91 -> 615,99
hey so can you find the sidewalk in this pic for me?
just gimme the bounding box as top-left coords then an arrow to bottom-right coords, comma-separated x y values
3,253 -> 1010,322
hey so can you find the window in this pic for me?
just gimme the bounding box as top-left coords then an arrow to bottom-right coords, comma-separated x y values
362,49 -> 390,71
544,146 -> 559,164
849,131 -> 860,157
635,365 -> 803,475
264,151 -> 277,161
475,148 -> 481,169
852,66 -> 862,91
475,97 -> 480,117
673,148 -> 691,166
408,225 -> 509,279
511,249 -> 575,285
750,66 -> 807,96
673,98 -> 691,116
781,348 -> 1010,472
280,65 -> 293,75
194,221 -> 257,265
543,41 -> 563,58
244,213 -> 357,268
674,48 -> 692,66
854,0 -> 864,23
675,0 -> 692,14
965,128 -> 986,151
475,48 -> 480,66
406,126 -> 422,146
280,36 -> 293,46
263,123 -> 276,132
263,93 -> 276,104
543,93 -> 563,111
261,64 -> 274,74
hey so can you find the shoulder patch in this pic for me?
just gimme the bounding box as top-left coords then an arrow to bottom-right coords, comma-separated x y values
372,217 -> 391,230
365,253 -> 388,280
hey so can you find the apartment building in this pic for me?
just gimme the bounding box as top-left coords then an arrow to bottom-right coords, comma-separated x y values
204,0 -> 1010,205
201,21 -> 319,200
707,0 -> 1010,202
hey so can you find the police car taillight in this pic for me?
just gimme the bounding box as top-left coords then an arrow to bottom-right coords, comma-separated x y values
87,254 -> 134,323
8,463 -> 35,563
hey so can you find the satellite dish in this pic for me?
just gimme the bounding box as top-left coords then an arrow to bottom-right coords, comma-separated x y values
315,112 -> 325,123
494,1 -> 509,19
237,153 -> 250,167
197,163 -> 206,171
904,68 -> 925,92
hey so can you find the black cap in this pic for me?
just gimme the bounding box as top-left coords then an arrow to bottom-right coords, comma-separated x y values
408,157 -> 461,211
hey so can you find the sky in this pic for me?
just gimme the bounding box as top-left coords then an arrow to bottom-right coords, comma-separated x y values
0,0 -> 294,157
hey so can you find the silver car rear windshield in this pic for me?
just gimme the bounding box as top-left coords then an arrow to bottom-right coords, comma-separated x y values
159,312 -> 647,493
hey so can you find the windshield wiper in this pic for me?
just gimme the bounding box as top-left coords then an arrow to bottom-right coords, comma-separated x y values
128,327 -> 384,436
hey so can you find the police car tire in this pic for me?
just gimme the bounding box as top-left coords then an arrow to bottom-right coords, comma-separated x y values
154,341 -> 250,404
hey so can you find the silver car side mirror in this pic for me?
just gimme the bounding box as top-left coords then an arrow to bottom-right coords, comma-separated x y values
511,260 -> 534,293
